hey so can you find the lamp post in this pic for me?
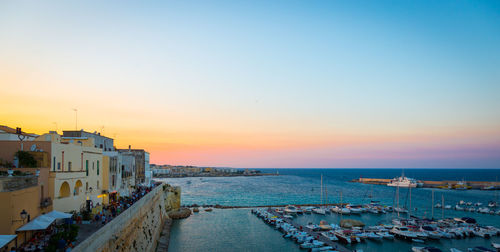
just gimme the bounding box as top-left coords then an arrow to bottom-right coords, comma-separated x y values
12,209 -> 28,224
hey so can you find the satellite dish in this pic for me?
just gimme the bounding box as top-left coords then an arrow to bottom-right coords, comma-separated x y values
30,144 -> 37,151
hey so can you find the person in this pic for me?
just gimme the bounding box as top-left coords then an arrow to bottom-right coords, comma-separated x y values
101,214 -> 106,225
57,238 -> 66,251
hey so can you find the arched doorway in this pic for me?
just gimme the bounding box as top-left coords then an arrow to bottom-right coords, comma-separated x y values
59,182 -> 70,198
74,180 -> 83,195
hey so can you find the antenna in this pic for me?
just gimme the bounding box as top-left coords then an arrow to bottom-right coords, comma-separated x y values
72,108 -> 78,130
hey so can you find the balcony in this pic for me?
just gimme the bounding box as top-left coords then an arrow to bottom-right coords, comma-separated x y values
40,197 -> 52,208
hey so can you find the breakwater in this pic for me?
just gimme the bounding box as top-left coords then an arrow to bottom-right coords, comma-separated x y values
154,173 -> 278,178
73,184 -> 181,252
351,178 -> 500,189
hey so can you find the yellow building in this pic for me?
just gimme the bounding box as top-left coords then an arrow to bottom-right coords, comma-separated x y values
35,132 -> 105,212
0,175 -> 46,249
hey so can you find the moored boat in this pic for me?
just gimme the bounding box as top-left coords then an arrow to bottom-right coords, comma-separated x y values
387,175 -> 421,188
284,205 -> 299,215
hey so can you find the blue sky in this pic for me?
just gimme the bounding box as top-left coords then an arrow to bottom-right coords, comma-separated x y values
1,0 -> 499,167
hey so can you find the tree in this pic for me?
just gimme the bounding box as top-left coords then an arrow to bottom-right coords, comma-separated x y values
15,151 -> 37,168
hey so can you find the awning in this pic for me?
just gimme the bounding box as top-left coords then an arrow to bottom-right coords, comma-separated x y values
43,210 -> 72,219
0,235 -> 17,248
16,215 -> 55,232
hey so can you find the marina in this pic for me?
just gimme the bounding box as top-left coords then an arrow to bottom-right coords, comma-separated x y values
251,205 -> 500,252
253,207 -> 351,252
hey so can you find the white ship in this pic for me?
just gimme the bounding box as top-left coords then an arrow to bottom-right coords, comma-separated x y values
387,175 -> 422,188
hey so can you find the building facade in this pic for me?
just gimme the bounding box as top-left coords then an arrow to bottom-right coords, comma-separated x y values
118,148 -> 146,185
34,132 -> 104,212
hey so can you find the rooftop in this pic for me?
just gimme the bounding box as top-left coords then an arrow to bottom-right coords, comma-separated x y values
0,125 -> 38,137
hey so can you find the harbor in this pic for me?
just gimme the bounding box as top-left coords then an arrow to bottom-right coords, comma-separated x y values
351,177 -> 500,190
163,169 -> 500,252
251,204 -> 500,252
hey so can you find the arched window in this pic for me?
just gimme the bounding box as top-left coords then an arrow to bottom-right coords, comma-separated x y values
97,160 -> 100,175
59,182 -> 70,198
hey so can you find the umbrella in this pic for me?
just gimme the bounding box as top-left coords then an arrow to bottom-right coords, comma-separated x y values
43,210 -> 72,219
0,235 -> 17,248
16,215 -> 55,232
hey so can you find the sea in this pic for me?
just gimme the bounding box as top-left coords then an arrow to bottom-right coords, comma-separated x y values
156,168 -> 500,252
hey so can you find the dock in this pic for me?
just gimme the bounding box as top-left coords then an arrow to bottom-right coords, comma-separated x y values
351,178 -> 500,189
266,208 -> 351,252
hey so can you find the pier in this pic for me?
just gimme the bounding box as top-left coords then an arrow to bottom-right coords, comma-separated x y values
351,178 -> 500,189
265,208 -> 351,252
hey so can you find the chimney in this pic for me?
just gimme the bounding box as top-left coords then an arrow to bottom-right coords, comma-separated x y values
128,145 -> 131,152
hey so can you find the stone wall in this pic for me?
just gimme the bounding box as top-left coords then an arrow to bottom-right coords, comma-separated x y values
73,183 -> 181,252
163,185 -> 181,212
0,176 -> 38,192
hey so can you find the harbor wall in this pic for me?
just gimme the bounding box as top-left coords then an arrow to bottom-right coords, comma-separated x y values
73,184 -> 181,252
354,178 -> 500,189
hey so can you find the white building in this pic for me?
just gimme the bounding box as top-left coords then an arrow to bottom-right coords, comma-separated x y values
0,125 -> 37,141
152,168 -> 171,176
119,151 -> 136,196
144,152 -> 152,185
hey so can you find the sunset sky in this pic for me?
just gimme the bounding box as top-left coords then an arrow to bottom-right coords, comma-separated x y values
1,0 -> 499,168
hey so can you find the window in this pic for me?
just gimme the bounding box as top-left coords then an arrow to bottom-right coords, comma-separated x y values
86,182 -> 88,192
97,161 -> 99,175
53,157 -> 56,171
97,180 -> 99,189
57,162 -> 61,170
86,160 -> 89,176
68,162 -> 72,171
92,162 -> 94,170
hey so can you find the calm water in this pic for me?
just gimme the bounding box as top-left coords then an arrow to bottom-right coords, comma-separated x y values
161,168 -> 500,252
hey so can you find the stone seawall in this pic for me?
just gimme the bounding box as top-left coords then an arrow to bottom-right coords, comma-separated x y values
73,184 -> 180,252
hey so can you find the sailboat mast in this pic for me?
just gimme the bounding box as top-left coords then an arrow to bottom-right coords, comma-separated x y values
320,174 -> 323,205
496,176 -> 498,203
325,187 -> 328,206
340,191 -> 343,220
408,185 -> 412,219
441,194 -> 444,219
431,189 -> 434,219
370,185 -> 373,201
396,183 -> 400,218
